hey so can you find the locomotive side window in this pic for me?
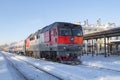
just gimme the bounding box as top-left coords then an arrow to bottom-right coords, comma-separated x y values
72,28 -> 82,36
53,28 -> 57,36
30,37 -> 35,41
51,30 -> 53,35
36,34 -> 40,39
60,28 -> 71,36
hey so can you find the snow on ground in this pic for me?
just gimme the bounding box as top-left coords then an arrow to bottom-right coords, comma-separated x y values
6,58 -> 26,80
1,51 -> 120,80
0,52 -> 26,80
81,54 -> 120,71
1,51 -> 59,80
14,52 -> 120,80
0,53 -> 13,80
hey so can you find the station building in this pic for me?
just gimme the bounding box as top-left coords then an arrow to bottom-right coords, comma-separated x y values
80,19 -> 120,55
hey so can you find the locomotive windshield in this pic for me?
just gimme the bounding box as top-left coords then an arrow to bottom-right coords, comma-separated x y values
60,28 -> 72,36
59,27 -> 82,36
72,28 -> 82,36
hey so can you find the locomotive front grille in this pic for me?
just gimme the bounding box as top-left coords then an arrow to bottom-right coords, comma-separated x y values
58,44 -> 82,51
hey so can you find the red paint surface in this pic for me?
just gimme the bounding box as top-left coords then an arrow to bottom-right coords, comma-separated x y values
25,39 -> 30,48
58,36 -> 83,44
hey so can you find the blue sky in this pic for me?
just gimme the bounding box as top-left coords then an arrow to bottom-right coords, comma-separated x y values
0,0 -> 120,45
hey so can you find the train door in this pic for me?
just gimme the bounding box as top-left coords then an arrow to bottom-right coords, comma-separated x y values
50,28 -> 58,44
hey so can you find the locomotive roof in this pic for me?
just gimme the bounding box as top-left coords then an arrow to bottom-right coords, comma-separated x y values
26,22 -> 81,39
40,22 -> 81,33
26,33 -> 33,39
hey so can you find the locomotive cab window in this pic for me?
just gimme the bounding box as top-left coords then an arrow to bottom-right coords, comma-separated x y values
59,28 -> 71,36
72,28 -> 83,36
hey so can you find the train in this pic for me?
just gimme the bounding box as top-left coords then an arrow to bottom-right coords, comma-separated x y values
9,22 -> 83,64
9,41 -> 25,55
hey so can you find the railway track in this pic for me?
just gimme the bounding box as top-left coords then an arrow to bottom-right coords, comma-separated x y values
2,53 -> 29,80
78,63 -> 120,73
3,52 -> 120,80
2,53 -> 63,80
16,57 -> 63,80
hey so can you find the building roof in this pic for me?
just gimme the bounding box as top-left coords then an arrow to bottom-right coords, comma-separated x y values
84,27 -> 120,40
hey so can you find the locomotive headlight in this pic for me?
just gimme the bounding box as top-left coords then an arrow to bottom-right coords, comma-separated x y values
66,53 -> 69,56
77,56 -> 81,59
63,47 -> 66,50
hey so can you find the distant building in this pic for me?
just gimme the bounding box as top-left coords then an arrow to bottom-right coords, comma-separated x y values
81,19 -> 120,54
82,19 -> 116,34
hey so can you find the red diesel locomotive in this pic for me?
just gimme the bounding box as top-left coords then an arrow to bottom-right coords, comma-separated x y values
25,22 -> 83,64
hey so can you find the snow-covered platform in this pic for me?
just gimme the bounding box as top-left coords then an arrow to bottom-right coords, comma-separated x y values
81,54 -> 120,71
